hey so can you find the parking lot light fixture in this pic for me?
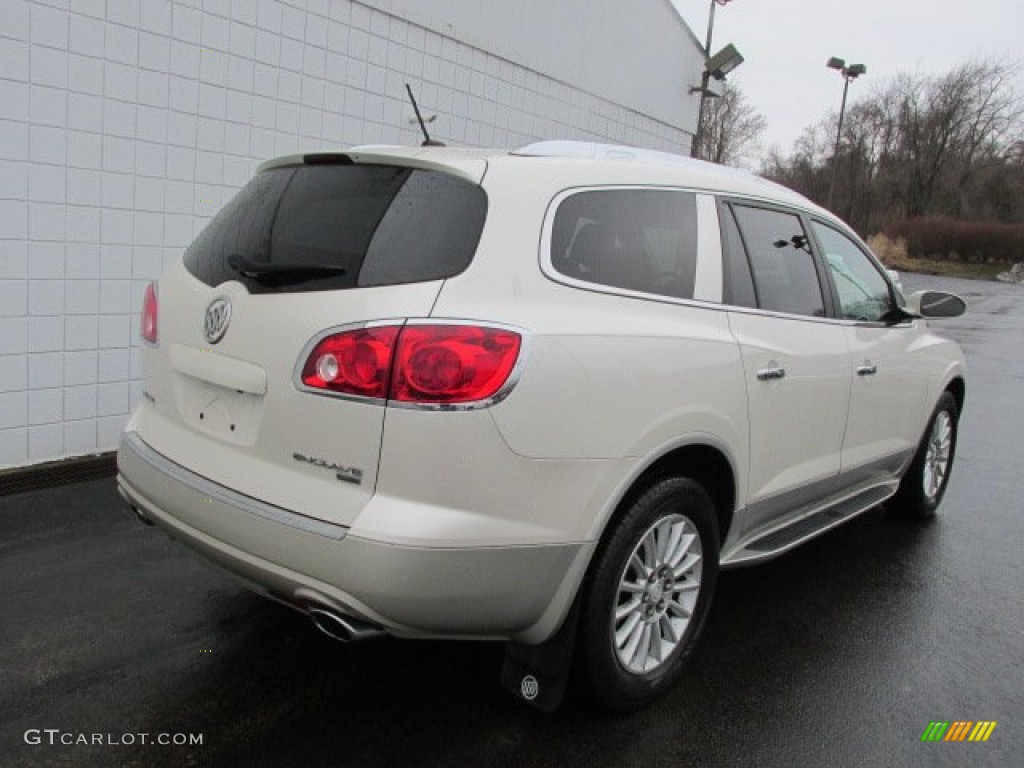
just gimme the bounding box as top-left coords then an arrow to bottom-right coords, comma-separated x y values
691,0 -> 740,159
827,56 -> 867,208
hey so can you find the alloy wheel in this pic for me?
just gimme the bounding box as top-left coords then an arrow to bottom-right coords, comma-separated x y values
923,410 -> 953,501
612,513 -> 703,674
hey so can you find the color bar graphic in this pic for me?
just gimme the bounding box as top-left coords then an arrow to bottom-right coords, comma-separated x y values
944,721 -> 972,741
921,721 -> 950,742
968,721 -> 997,742
921,720 -> 996,743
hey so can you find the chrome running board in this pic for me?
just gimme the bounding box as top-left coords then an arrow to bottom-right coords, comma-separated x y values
721,481 -> 898,567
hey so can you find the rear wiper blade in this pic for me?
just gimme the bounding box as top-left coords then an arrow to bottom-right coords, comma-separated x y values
228,253 -> 347,279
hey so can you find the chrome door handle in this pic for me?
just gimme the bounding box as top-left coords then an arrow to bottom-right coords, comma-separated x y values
856,364 -> 878,376
756,366 -> 786,381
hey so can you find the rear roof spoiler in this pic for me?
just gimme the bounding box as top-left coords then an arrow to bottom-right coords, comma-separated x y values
257,147 -> 487,184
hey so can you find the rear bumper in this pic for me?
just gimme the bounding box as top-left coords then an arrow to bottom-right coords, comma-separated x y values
117,431 -> 591,642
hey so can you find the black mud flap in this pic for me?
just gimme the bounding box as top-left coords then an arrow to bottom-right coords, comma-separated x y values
500,600 -> 581,712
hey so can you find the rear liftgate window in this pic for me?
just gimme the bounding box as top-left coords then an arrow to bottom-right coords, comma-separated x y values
184,164 -> 488,293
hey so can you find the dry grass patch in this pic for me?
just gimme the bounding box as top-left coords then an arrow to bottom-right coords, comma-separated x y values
867,233 -> 1005,281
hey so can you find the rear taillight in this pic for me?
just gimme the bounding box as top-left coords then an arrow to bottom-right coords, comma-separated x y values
141,282 -> 158,344
299,324 -> 523,406
300,326 -> 400,399
392,325 -> 521,404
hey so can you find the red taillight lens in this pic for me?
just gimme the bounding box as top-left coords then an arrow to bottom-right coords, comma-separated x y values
141,282 -> 158,344
300,326 -> 400,399
392,325 -> 522,404
299,324 -> 523,405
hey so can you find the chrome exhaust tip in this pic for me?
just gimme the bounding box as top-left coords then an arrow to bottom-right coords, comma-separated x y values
133,506 -> 154,526
309,607 -> 384,643
118,486 -> 154,526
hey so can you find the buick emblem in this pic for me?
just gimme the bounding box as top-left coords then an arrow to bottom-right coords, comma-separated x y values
204,297 -> 232,344
520,675 -> 539,701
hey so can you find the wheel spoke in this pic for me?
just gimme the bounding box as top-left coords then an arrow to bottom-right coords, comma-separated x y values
654,521 -> 668,561
659,615 -> 679,644
615,612 -> 642,648
668,532 -> 697,569
672,580 -> 700,593
629,552 -> 648,579
615,598 -> 642,622
620,580 -> 646,594
632,624 -> 653,669
642,533 -> 657,570
673,551 -> 702,580
676,591 -> 698,612
621,619 -> 645,660
663,522 -> 684,566
667,600 -> 693,619
652,623 -> 666,664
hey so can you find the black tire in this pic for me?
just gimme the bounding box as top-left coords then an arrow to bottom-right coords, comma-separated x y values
579,477 -> 719,710
890,391 -> 959,519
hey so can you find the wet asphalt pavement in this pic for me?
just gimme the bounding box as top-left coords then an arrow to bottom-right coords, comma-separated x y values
1,274 -> 1022,768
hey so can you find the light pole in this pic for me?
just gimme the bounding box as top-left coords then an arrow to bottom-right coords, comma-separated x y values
691,0 -> 735,159
826,57 -> 866,209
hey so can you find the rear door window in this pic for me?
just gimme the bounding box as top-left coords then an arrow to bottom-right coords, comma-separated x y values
184,164 -> 487,293
730,205 -> 827,318
719,202 -> 757,309
550,189 -> 699,300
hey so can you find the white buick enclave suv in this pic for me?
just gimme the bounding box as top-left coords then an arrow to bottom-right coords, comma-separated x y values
117,141 -> 966,710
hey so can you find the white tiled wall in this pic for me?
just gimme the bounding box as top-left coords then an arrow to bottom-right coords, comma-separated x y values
0,0 -> 694,468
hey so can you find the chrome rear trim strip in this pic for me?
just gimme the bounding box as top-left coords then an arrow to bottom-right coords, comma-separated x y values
119,431 -> 349,541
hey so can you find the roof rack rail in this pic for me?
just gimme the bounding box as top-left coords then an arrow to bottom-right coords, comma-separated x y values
511,140 -> 692,165
510,140 -> 774,187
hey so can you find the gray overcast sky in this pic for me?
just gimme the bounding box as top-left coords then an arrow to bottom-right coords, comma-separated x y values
671,0 -> 1024,162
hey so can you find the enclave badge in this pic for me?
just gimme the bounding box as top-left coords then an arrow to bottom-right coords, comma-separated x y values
292,452 -> 364,485
204,297 -> 232,344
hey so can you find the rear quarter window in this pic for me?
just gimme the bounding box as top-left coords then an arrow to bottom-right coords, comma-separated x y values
549,189 -> 699,300
184,164 -> 487,293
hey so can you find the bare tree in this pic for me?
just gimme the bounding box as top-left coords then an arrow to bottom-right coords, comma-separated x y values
881,61 -> 1023,219
764,59 -> 1024,232
761,123 -> 832,208
694,82 -> 766,166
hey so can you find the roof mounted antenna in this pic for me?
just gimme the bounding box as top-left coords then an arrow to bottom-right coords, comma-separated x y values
406,83 -> 445,147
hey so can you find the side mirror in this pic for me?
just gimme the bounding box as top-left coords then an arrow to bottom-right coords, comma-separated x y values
904,290 -> 967,319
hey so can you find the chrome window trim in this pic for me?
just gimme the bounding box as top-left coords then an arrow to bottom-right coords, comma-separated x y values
840,317 -> 917,330
724,303 -> 917,328
721,303 -> 848,326
713,194 -> 919,328
538,185 -> 894,329
120,431 -> 349,540
292,318 -> 532,412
